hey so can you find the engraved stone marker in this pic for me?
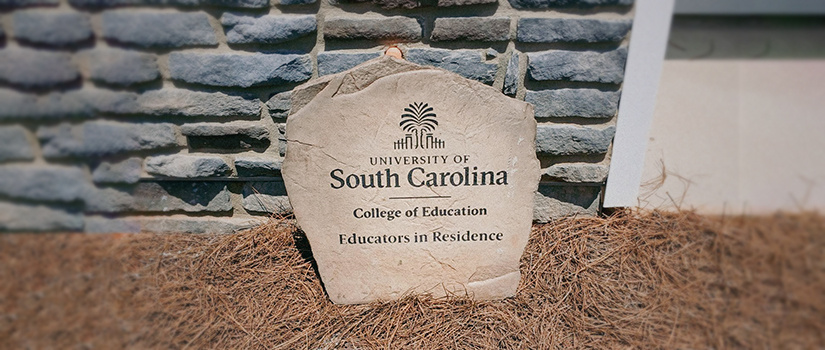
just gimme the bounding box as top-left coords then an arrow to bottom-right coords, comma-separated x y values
283,57 -> 540,304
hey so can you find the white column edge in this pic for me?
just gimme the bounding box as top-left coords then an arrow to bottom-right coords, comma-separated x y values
603,0 -> 675,208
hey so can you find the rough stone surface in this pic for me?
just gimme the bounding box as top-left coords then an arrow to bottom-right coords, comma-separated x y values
85,182 -> 232,213
278,0 -> 315,4
509,0 -> 632,9
86,48 -> 159,86
182,122 -> 270,150
0,202 -> 83,232
526,89 -> 620,118
545,163 -> 608,183
0,125 -> 35,162
406,48 -> 497,85
92,157 -> 142,184
527,47 -> 628,84
235,156 -> 282,176
181,122 -> 269,139
145,154 -> 232,178
0,0 -> 58,7
503,52 -> 519,96
13,10 -> 92,46
221,14 -> 316,44
430,17 -> 510,42
437,0 -> 497,6
102,11 -> 217,48
324,17 -> 422,42
242,181 -> 291,214
283,57 -> 539,304
200,0 -> 269,7
0,48 -> 79,88
518,18 -> 632,43
37,121 -> 178,158
134,89 -> 260,117
85,215 -> 261,234
535,124 -> 615,156
0,88 -> 259,119
267,91 -> 291,119
317,52 -> 382,76
69,0 -> 267,6
533,184 -> 600,222
0,165 -> 88,202
169,52 -> 312,87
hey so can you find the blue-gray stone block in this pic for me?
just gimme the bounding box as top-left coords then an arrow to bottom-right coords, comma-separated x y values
92,157 -> 143,184
324,17 -> 421,42
0,48 -> 78,88
526,89 -> 620,118
518,18 -> 632,43
201,0 -> 269,7
133,89 -> 260,117
145,154 -> 232,178
267,91 -> 291,118
37,121 -> 179,158
84,182 -> 233,213
0,125 -> 35,162
317,51 -> 381,76
509,0 -> 632,9
235,156 -> 281,177
102,11 -> 217,48
503,52 -> 519,95
242,181 -> 291,214
169,52 -> 312,87
0,202 -> 83,232
527,47 -> 627,84
13,10 -> 92,46
536,124 -> 615,155
0,0 -> 58,8
406,48 -> 497,85
87,48 -> 159,86
430,17 -> 510,42
278,0 -> 315,4
221,13 -> 316,44
0,165 -> 89,202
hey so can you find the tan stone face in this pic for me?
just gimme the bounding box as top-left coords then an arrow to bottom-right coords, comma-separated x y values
283,57 -> 540,305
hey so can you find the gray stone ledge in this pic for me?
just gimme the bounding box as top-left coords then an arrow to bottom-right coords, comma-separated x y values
13,10 -> 92,46
242,181 -> 292,214
545,163 -> 609,183
101,10 -> 217,48
37,121 -> 179,158
509,0 -> 632,9
518,18 -> 632,43
431,17 -> 510,42
0,164 -> 89,202
526,89 -> 620,118
324,17 -> 422,42
92,157 -> 143,184
0,48 -> 79,88
527,47 -> 628,84
235,156 -> 282,177
221,13 -> 317,45
86,48 -> 159,86
169,52 -> 312,87
317,52 -> 382,76
84,182 -> 233,213
145,154 -> 232,178
535,124 -> 616,156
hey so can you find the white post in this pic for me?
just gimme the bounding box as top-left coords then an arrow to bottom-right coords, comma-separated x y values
603,0 -> 676,207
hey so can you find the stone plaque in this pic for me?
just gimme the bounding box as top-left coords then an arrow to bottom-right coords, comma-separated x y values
283,57 -> 539,304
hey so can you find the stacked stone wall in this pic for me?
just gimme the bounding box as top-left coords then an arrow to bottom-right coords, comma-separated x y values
0,0 -> 633,232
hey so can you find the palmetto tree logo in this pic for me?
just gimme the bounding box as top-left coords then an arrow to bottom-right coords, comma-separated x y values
394,102 -> 445,150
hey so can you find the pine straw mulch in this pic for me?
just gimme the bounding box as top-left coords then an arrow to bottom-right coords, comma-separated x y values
1,210 -> 824,349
